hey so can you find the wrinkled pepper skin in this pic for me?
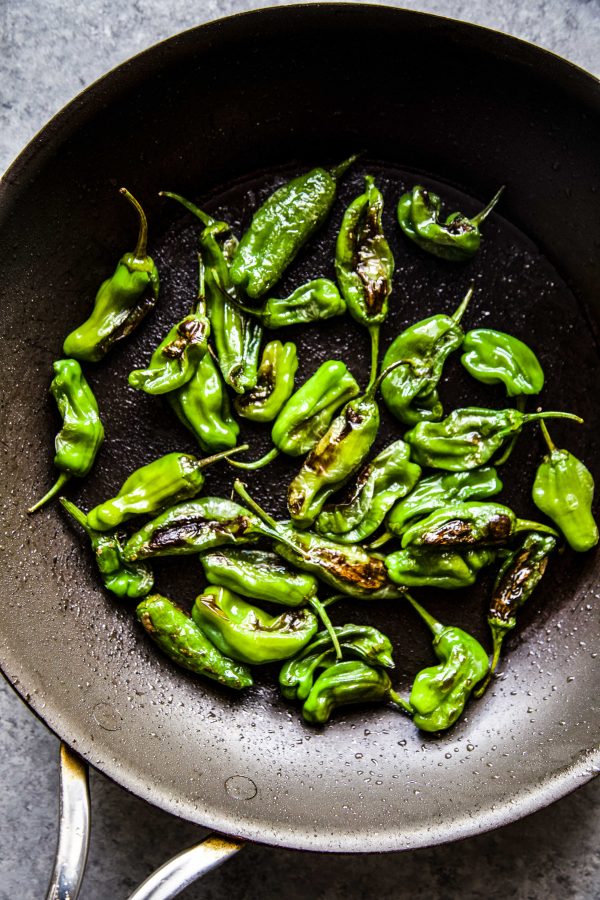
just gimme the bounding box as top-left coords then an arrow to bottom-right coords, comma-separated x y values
532,422 -> 598,552
280,624 -> 395,701
397,184 -> 503,262
128,309 -> 210,395
387,467 -> 503,535
169,350 -> 239,453
123,497 -> 264,561
235,341 -> 298,423
380,288 -> 472,425
64,189 -> 159,362
192,586 -> 318,665
461,328 -> 544,397
406,595 -> 489,731
386,546 -> 496,589
29,359 -> 105,512
200,548 -> 318,607
302,660 -> 392,724
400,501 -> 556,550
136,594 -> 252,690
60,498 -> 153,598
405,407 -> 582,471
316,440 -> 422,544
245,279 -> 346,328
230,157 -> 356,299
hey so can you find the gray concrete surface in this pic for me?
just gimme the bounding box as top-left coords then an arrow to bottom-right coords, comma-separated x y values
1,1 -> 599,897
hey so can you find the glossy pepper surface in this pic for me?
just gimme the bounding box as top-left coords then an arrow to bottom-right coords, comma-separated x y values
192,586 -> 318,665
397,184 -> 503,262
136,594 -> 252,690
387,467 -> 503,535
386,546 -> 496,589
461,328 -> 544,397
29,359 -> 105,512
229,156 -> 357,299
315,440 -> 422,544
60,497 -> 153,599
302,660 -> 393,724
86,447 -> 244,531
200,548 -> 318,608
234,341 -> 298,423
64,189 -> 159,362
380,287 -> 472,425
532,422 -> 598,552
169,350 -> 240,453
405,407 -> 582,471
241,279 -> 346,328
406,594 -> 489,731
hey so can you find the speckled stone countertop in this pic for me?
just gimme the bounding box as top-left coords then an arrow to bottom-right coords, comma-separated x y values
1,2 -> 599,898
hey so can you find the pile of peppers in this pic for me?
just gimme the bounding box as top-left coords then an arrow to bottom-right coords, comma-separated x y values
30,163 -> 598,735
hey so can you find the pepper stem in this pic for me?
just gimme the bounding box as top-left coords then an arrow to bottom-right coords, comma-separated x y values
471,185 -> 505,227
228,447 -> 280,470
404,592 -> 444,637
474,626 -> 505,698
329,153 -> 360,180
367,530 -> 394,550
539,419 -> 557,453
523,411 -> 583,425
321,594 -> 347,608
367,325 -> 380,393
193,253 -> 208,316
232,479 -> 282,533
514,519 -> 559,538
389,690 -> 414,716
308,597 -> 342,659
159,191 -> 217,229
451,285 -> 475,323
198,444 -> 250,469
59,496 -> 93,535
28,472 -> 71,514
120,188 -> 148,260
367,358 -> 407,398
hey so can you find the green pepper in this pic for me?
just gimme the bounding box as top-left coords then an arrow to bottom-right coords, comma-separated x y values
168,350 -> 240,453
234,340 -> 298,423
302,660 -> 393,724
335,175 -> 395,385
400,501 -> 557,549
136,594 -> 252,690
238,279 -> 346,328
461,328 -> 544,397
199,548 -> 318,608
532,422 -> 599,552
29,359 -> 105,513
229,156 -> 357,299
315,440 -> 422,543
280,624 -> 395,701
405,594 -> 489,731
387,467 -> 503,535
87,446 -> 245,531
64,189 -> 159,362
380,287 -> 472,425
397,184 -> 503,261
191,586 -> 318,665
405,407 -> 582,471
386,546 -> 496,589
122,497 -> 264,561
59,498 -> 153,598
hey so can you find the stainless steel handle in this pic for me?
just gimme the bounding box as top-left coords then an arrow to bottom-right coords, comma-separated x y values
46,743 -> 91,900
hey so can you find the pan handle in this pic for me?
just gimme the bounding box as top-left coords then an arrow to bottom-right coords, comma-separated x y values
46,743 -> 90,900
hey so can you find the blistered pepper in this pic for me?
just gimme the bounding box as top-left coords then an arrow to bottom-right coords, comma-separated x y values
380,287 -> 472,425
461,328 -> 544,397
397,184 -> 503,261
29,359 -> 105,512
199,548 -> 318,608
302,660 -> 394,724
64,189 -> 159,362
532,422 -> 599,552
386,546 -> 496,590
169,350 -> 240,453
234,340 -> 298,423
239,279 -> 346,328
60,498 -> 153,599
192,586 -> 318,665
229,156 -> 357,299
315,440 -> 422,544
405,407 -> 582,471
136,594 -> 252,690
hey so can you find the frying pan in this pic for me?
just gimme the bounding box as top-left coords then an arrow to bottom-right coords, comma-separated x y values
1,3 -> 599,896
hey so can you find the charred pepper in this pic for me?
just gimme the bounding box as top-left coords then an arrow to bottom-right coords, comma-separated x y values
64,189 -> 159,362
239,279 -> 346,328
234,340 -> 298,423
386,546 -> 496,590
169,350 -> 240,453
461,328 -> 544,397
200,548 -> 318,608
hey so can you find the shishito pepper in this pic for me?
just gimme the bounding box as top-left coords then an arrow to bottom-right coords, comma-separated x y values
315,440 -> 422,543
234,340 -> 298,423
461,328 -> 544,397
136,594 -> 252,690
169,350 -> 240,453
405,407 -> 582,471
199,548 -> 318,608
397,184 -> 503,261
302,660 -> 394,724
229,155 -> 357,299
64,189 -> 159,362
29,359 -> 105,513
59,498 -> 153,599
532,422 -> 599,552
387,467 -> 503,535
386,546 -> 496,590
238,279 -> 346,328
87,447 -> 246,531
191,586 -> 318,665
380,287 -> 472,426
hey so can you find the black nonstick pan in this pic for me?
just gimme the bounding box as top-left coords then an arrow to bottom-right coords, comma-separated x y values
0,3 -> 598,894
